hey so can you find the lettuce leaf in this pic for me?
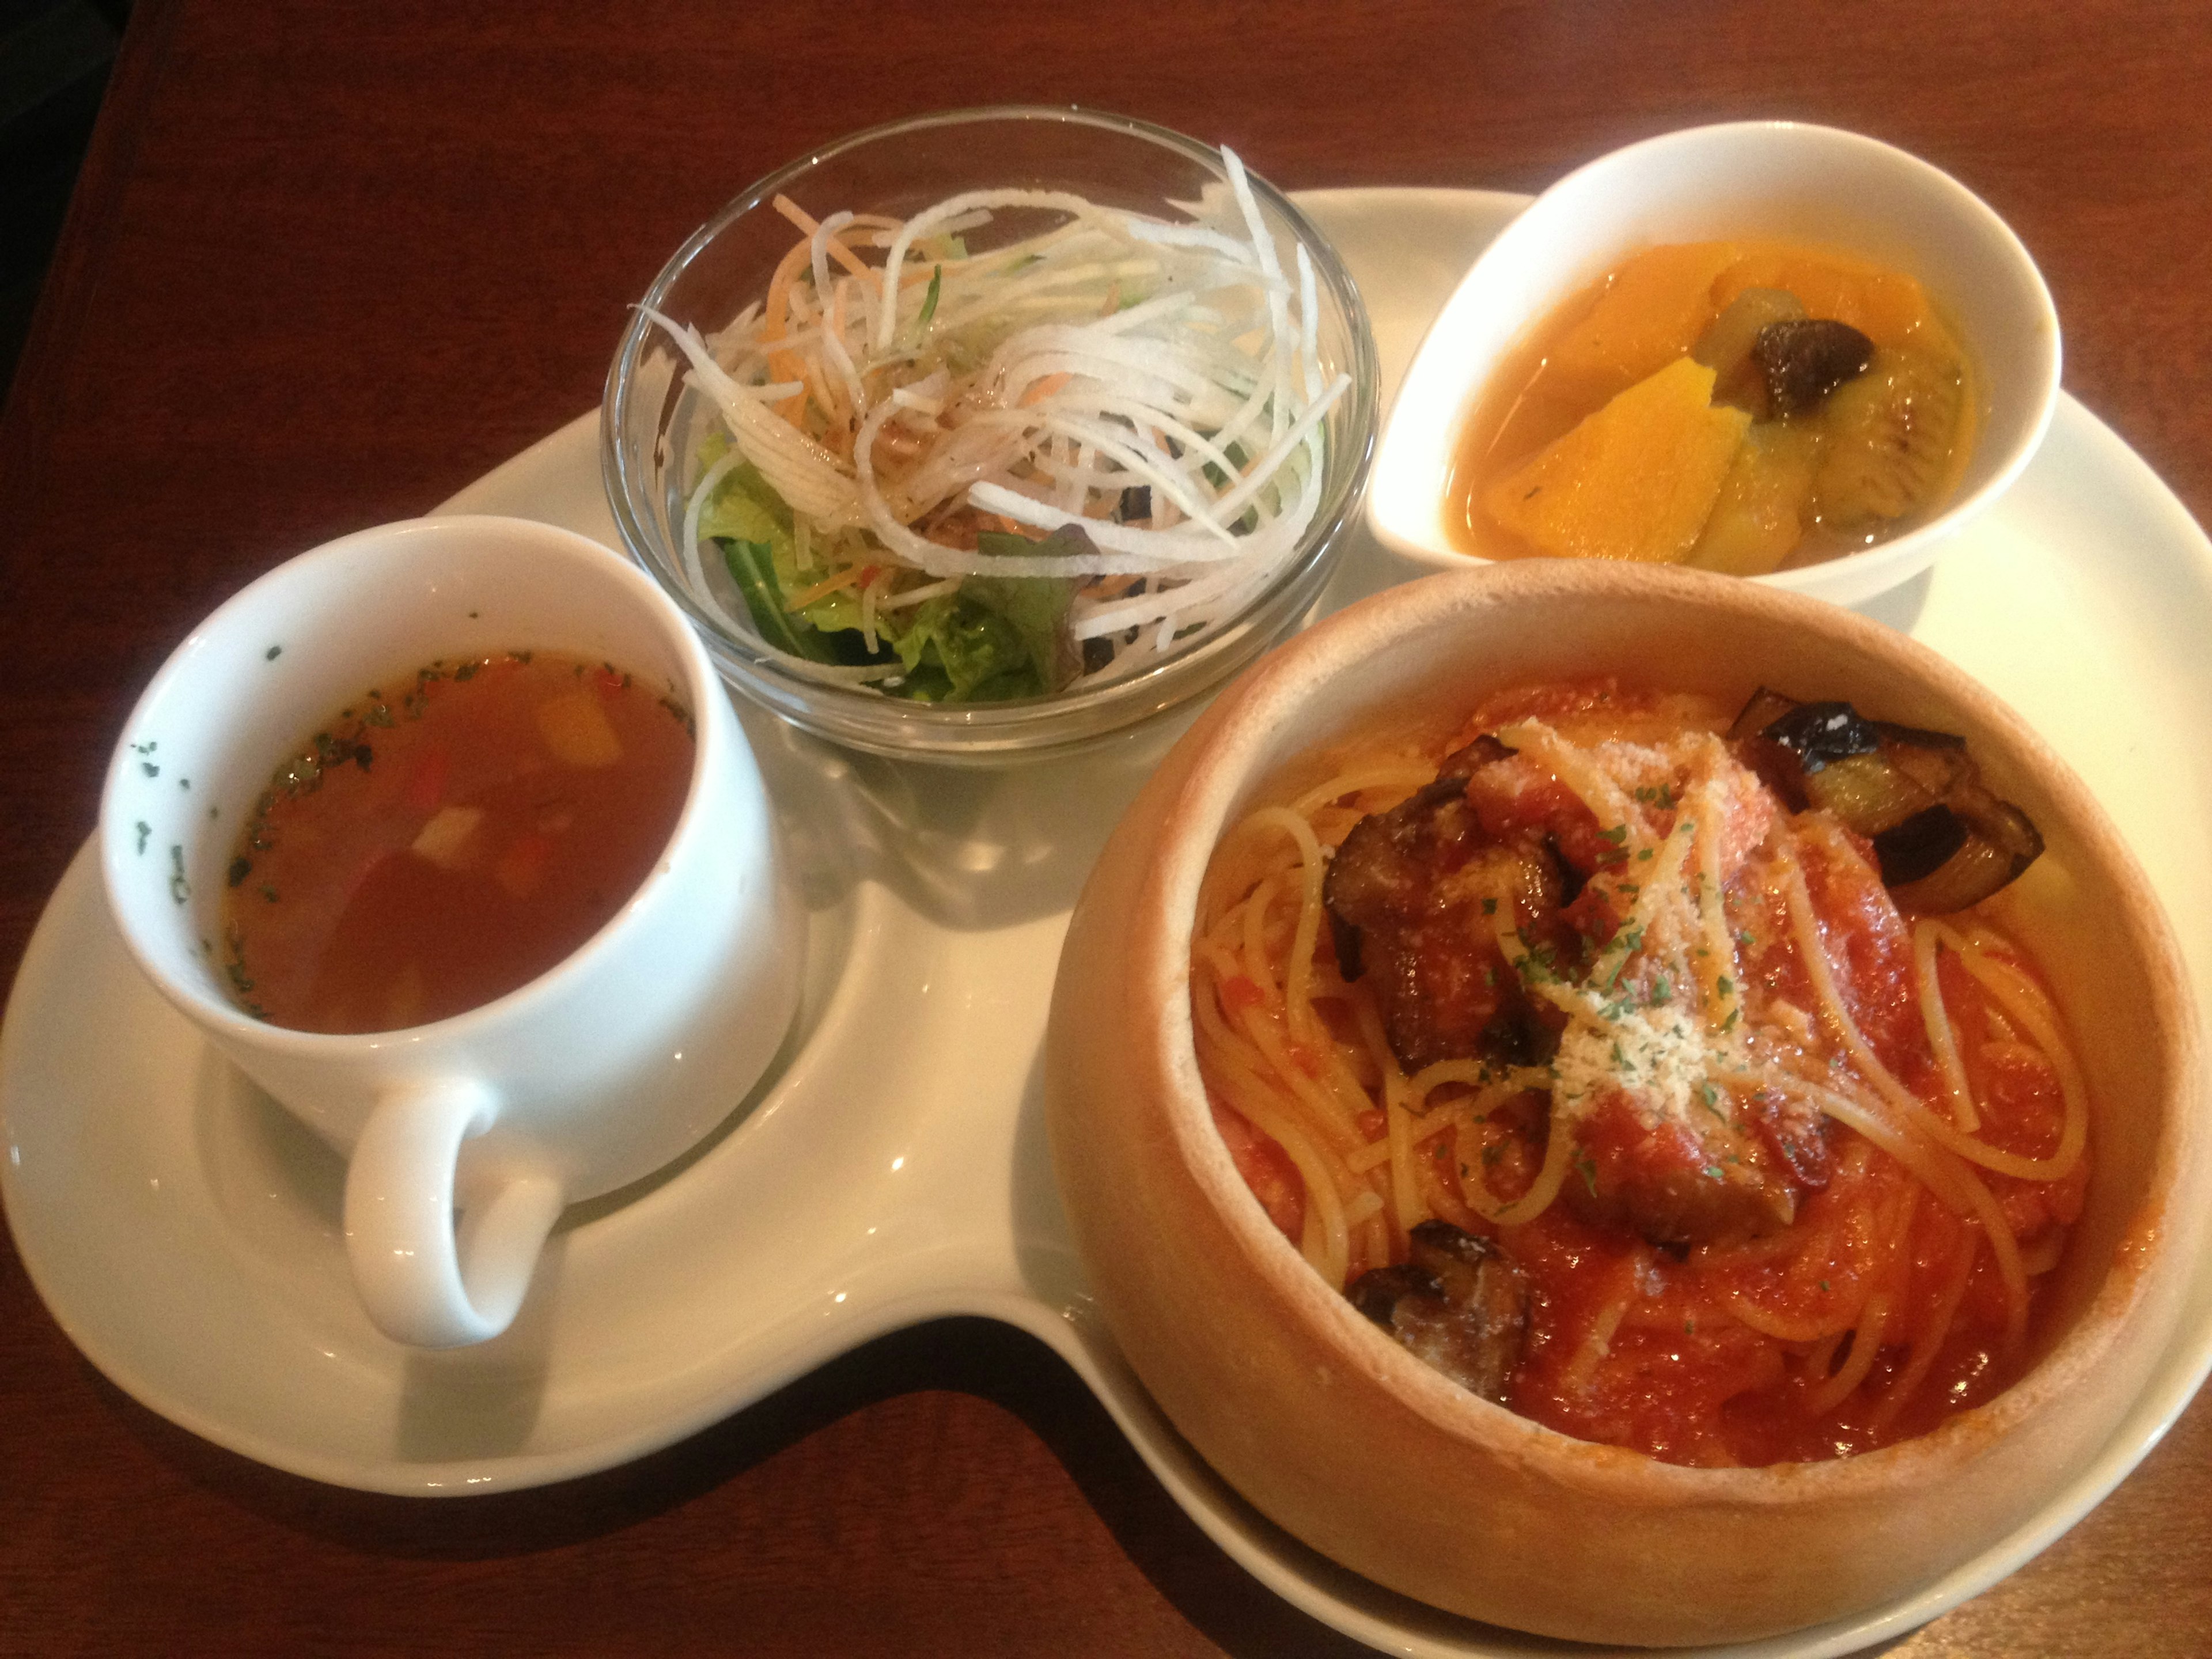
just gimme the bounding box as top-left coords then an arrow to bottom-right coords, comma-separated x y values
710,471 -> 1085,702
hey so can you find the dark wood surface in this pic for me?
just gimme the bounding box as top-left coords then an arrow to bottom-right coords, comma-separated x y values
3,3 -> 2209,1653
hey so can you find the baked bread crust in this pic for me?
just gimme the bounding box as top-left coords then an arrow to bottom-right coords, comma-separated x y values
1044,561 -> 2202,1645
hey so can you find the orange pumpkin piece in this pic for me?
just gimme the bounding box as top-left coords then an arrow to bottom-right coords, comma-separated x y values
1548,241 -> 1744,389
1483,357 -> 1750,564
1711,249 -> 1941,351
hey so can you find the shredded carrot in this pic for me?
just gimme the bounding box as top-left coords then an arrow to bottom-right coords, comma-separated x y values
785,566 -> 863,611
760,236 -> 817,422
772,194 -> 873,282
1019,372 -> 1074,408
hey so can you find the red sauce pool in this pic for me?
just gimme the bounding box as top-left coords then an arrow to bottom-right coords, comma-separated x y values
221,652 -> 694,1033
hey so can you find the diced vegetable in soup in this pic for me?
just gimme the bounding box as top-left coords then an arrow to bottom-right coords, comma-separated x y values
1449,241 -> 1975,574
221,652 -> 694,1033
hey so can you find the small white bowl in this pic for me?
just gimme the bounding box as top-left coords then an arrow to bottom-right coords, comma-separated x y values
1366,122 -> 2062,608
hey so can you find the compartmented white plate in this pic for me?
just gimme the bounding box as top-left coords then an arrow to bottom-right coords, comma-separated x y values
6,188 -> 2210,1659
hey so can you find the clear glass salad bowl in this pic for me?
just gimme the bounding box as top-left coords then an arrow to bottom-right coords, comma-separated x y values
602,105 -> 1378,765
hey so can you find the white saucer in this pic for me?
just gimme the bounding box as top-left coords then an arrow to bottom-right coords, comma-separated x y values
6,188 -> 2211,1659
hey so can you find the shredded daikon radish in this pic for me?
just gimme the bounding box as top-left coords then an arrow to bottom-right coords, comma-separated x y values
643,149 -> 1349,699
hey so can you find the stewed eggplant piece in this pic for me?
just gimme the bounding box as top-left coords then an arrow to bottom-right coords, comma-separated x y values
1323,736 -> 1565,1071
1349,1221 -> 1529,1403
1728,688 -> 2042,911
1753,319 -> 1877,417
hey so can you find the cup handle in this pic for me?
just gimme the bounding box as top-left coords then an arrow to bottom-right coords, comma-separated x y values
343,1078 -> 565,1348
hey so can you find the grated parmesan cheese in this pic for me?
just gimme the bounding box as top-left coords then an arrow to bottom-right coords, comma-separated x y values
1492,722 -> 1770,1139
1552,1006 -> 1747,1132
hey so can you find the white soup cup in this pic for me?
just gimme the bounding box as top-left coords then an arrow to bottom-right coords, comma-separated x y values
100,516 -> 802,1348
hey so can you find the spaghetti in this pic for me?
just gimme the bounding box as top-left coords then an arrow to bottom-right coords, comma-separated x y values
1191,680 -> 2087,1466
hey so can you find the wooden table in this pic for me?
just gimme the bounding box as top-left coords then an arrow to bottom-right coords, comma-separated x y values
3,3 -> 2207,1653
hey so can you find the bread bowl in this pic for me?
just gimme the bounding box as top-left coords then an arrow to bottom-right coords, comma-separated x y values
1042,560 -> 2201,1645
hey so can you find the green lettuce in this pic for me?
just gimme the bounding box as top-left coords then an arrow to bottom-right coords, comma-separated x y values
706,466 -> 1084,702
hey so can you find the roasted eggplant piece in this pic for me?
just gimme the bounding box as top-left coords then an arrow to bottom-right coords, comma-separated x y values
1349,1221 -> 1529,1403
1323,736 -> 1564,1070
1869,806 -> 1969,884
1888,790 -> 2043,911
1728,688 -> 2042,911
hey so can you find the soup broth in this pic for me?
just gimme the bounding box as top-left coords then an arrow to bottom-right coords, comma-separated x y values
222,652 -> 695,1033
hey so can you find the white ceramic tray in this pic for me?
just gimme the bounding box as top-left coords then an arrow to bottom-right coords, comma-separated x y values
6,187 -> 2211,1659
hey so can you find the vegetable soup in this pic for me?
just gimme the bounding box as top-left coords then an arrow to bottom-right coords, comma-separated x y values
1447,241 -> 1976,575
221,652 -> 694,1033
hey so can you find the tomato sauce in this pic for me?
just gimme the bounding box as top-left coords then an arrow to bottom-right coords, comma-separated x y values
1437,782 -> 2075,1465
1203,677 -> 2084,1466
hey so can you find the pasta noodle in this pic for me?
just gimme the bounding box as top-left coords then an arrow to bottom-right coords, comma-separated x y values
1191,680 -> 2089,1466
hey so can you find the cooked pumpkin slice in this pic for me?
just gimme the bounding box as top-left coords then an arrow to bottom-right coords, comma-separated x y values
1484,357 -> 1751,565
1549,240 -> 1744,388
